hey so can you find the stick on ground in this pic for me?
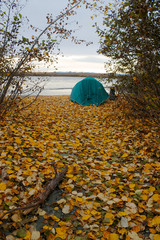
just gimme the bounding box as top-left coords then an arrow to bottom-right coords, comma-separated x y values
0,165 -> 68,220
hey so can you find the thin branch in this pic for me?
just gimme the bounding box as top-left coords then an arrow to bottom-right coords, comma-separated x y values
0,0 -> 83,104
0,165 -> 68,221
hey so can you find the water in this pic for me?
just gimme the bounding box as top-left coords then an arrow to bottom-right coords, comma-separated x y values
40,76 -> 82,96
24,76 -> 113,96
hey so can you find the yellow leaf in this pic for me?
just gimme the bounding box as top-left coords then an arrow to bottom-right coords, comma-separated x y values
109,188 -> 116,192
149,228 -> 156,234
139,215 -> 146,221
109,233 -> 119,240
66,174 -> 74,178
0,182 -> 7,191
76,197 -> 85,204
15,137 -> 21,144
153,234 -> 160,240
141,194 -> 148,201
118,228 -> 127,234
152,194 -> 160,202
88,232 -> 97,239
76,230 -> 83,235
121,153 -> 128,158
48,233 -> 55,240
129,183 -> 135,189
103,230 -> 110,238
104,213 -> 115,225
56,226 -> 67,239
152,216 -> 160,226
8,174 -> 17,179
14,166 -> 20,171
118,211 -> 127,217
144,163 -> 152,169
48,215 -> 60,222
7,169 -> 14,174
12,196 -> 19,202
58,221 -> 66,226
126,236 -> 132,240
7,146 -> 14,150
24,230 -> 31,240
82,215 -> 91,220
149,186 -> 156,192
91,210 -> 99,215
43,225 -> 52,231
131,226 -> 141,232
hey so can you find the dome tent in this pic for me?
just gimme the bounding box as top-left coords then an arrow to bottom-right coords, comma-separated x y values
70,77 -> 109,106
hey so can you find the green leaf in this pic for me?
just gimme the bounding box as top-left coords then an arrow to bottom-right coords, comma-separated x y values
19,13 -> 22,19
17,229 -> 27,238
39,173 -> 44,179
22,36 -> 29,42
6,201 -> 13,206
156,79 -> 160,84
14,16 -> 18,21
103,218 -> 110,223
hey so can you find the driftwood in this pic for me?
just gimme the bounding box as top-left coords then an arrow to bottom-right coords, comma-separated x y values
0,165 -> 68,220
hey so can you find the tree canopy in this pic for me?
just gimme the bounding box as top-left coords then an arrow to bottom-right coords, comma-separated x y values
0,0 -> 105,117
97,0 -> 160,117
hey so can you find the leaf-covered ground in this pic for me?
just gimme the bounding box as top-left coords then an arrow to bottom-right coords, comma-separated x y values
0,96 -> 160,240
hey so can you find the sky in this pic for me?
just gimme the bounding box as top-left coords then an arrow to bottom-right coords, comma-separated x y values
21,0 -> 111,73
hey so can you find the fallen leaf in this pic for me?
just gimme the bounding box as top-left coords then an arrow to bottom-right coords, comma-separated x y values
0,182 -> 7,191
128,231 -> 143,240
152,216 -> 160,226
17,229 -> 27,238
31,230 -> 40,240
11,214 -> 22,223
153,234 -> 160,240
121,153 -> 128,158
62,204 -> 70,214
109,233 -> 119,240
120,217 -> 129,228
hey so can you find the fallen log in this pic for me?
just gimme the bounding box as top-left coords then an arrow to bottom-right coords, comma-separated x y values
0,165 -> 68,220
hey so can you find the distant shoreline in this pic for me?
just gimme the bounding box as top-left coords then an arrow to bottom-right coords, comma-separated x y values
1,71 -> 121,79
21,71 -> 118,78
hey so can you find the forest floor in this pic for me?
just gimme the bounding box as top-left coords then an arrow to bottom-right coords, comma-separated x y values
0,96 -> 160,240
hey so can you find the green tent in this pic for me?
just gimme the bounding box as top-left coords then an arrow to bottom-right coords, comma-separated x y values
70,77 -> 109,106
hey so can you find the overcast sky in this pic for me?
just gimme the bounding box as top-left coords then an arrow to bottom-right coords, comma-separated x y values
21,0 -> 111,73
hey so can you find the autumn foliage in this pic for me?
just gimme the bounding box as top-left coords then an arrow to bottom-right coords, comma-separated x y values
0,0 -> 105,117
98,0 -> 160,118
0,96 -> 160,239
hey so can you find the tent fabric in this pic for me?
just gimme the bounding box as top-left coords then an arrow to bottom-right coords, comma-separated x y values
70,77 -> 109,106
